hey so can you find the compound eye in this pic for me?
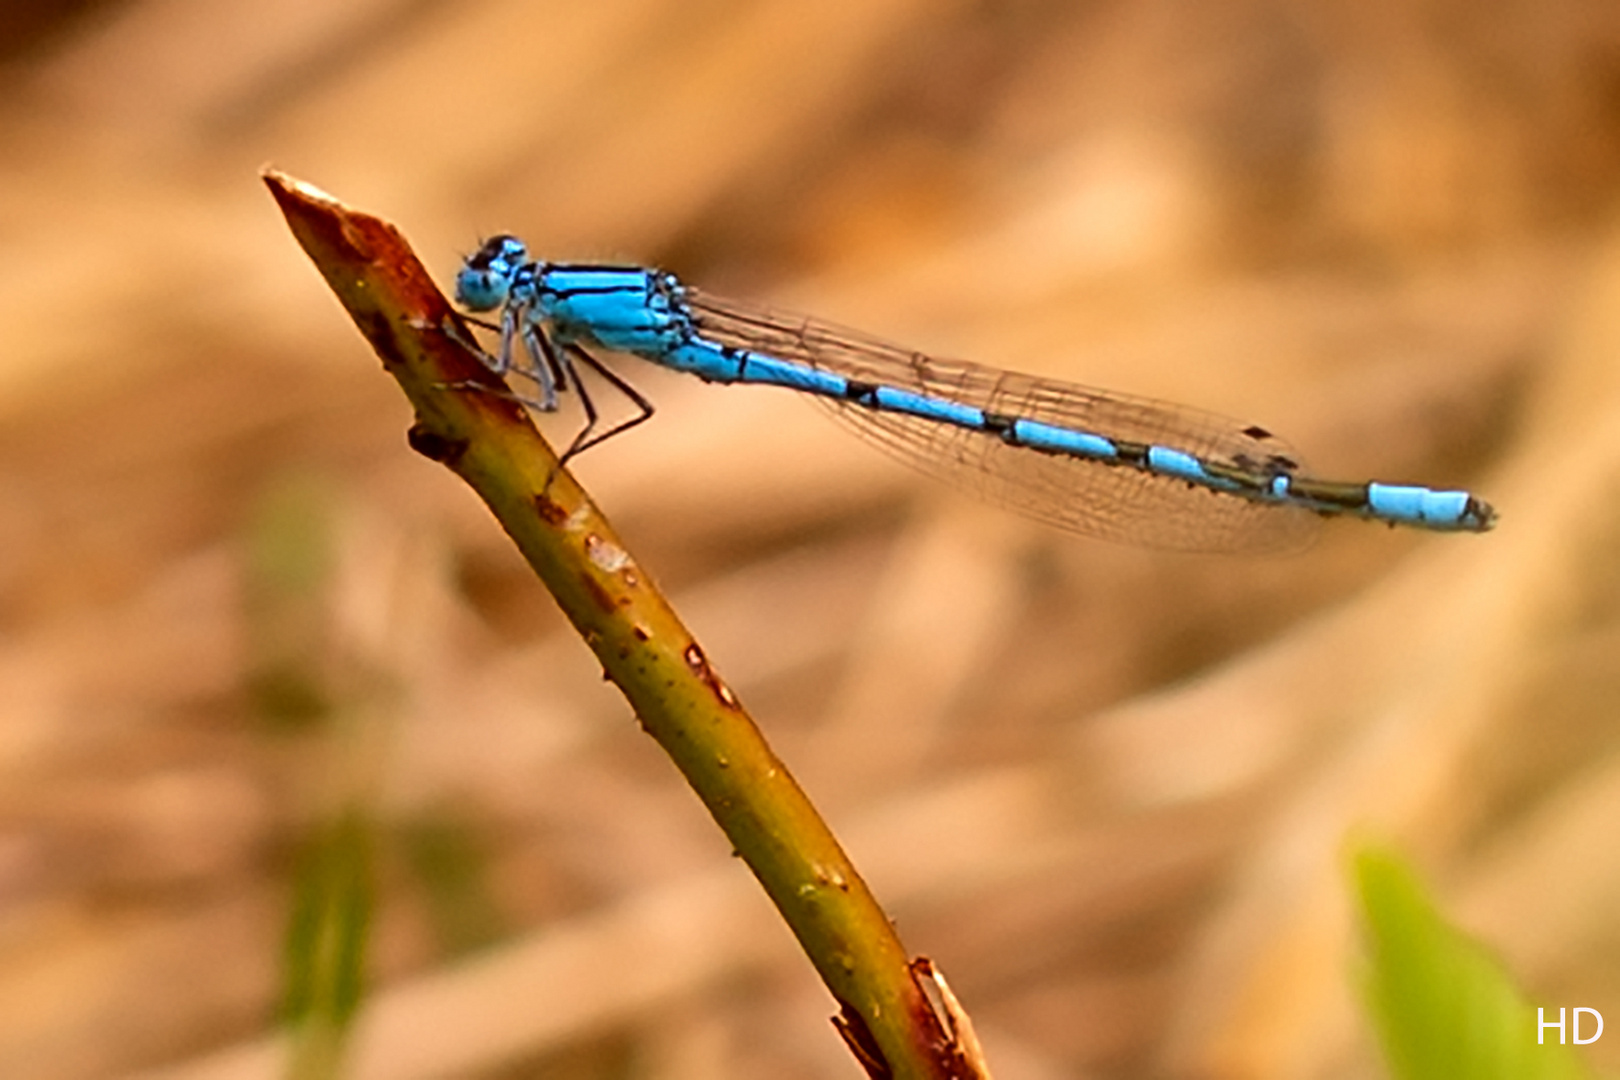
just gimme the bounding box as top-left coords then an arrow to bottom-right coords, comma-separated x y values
456,235 -> 529,309
455,266 -> 508,311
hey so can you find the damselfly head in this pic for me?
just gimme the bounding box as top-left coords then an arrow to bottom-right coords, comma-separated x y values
455,234 -> 529,311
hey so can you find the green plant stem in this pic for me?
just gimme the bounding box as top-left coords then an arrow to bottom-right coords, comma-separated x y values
264,170 -> 978,1080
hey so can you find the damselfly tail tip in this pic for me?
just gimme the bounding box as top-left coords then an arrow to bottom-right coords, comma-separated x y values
1466,495 -> 1498,532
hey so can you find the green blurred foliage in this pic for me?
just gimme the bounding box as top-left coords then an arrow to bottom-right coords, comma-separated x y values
1354,845 -> 1598,1080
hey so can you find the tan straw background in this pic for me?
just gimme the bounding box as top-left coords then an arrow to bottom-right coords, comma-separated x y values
3,1 -> 1620,1077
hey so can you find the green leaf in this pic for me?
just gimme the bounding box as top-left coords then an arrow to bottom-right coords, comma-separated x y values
1353,845 -> 1595,1080
281,806 -> 376,1080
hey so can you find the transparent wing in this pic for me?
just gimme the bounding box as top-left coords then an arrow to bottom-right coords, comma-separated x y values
687,289 -> 1320,553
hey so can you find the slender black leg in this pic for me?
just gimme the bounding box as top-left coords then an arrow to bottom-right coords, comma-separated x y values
439,314 -> 489,357
441,317 -> 655,475
555,343 -> 601,466
531,324 -> 575,395
521,318 -> 563,410
557,342 -> 656,465
492,302 -> 521,376
439,304 -> 561,414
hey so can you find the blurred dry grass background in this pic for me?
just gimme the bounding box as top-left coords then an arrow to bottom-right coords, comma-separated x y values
3,1 -> 1620,1077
